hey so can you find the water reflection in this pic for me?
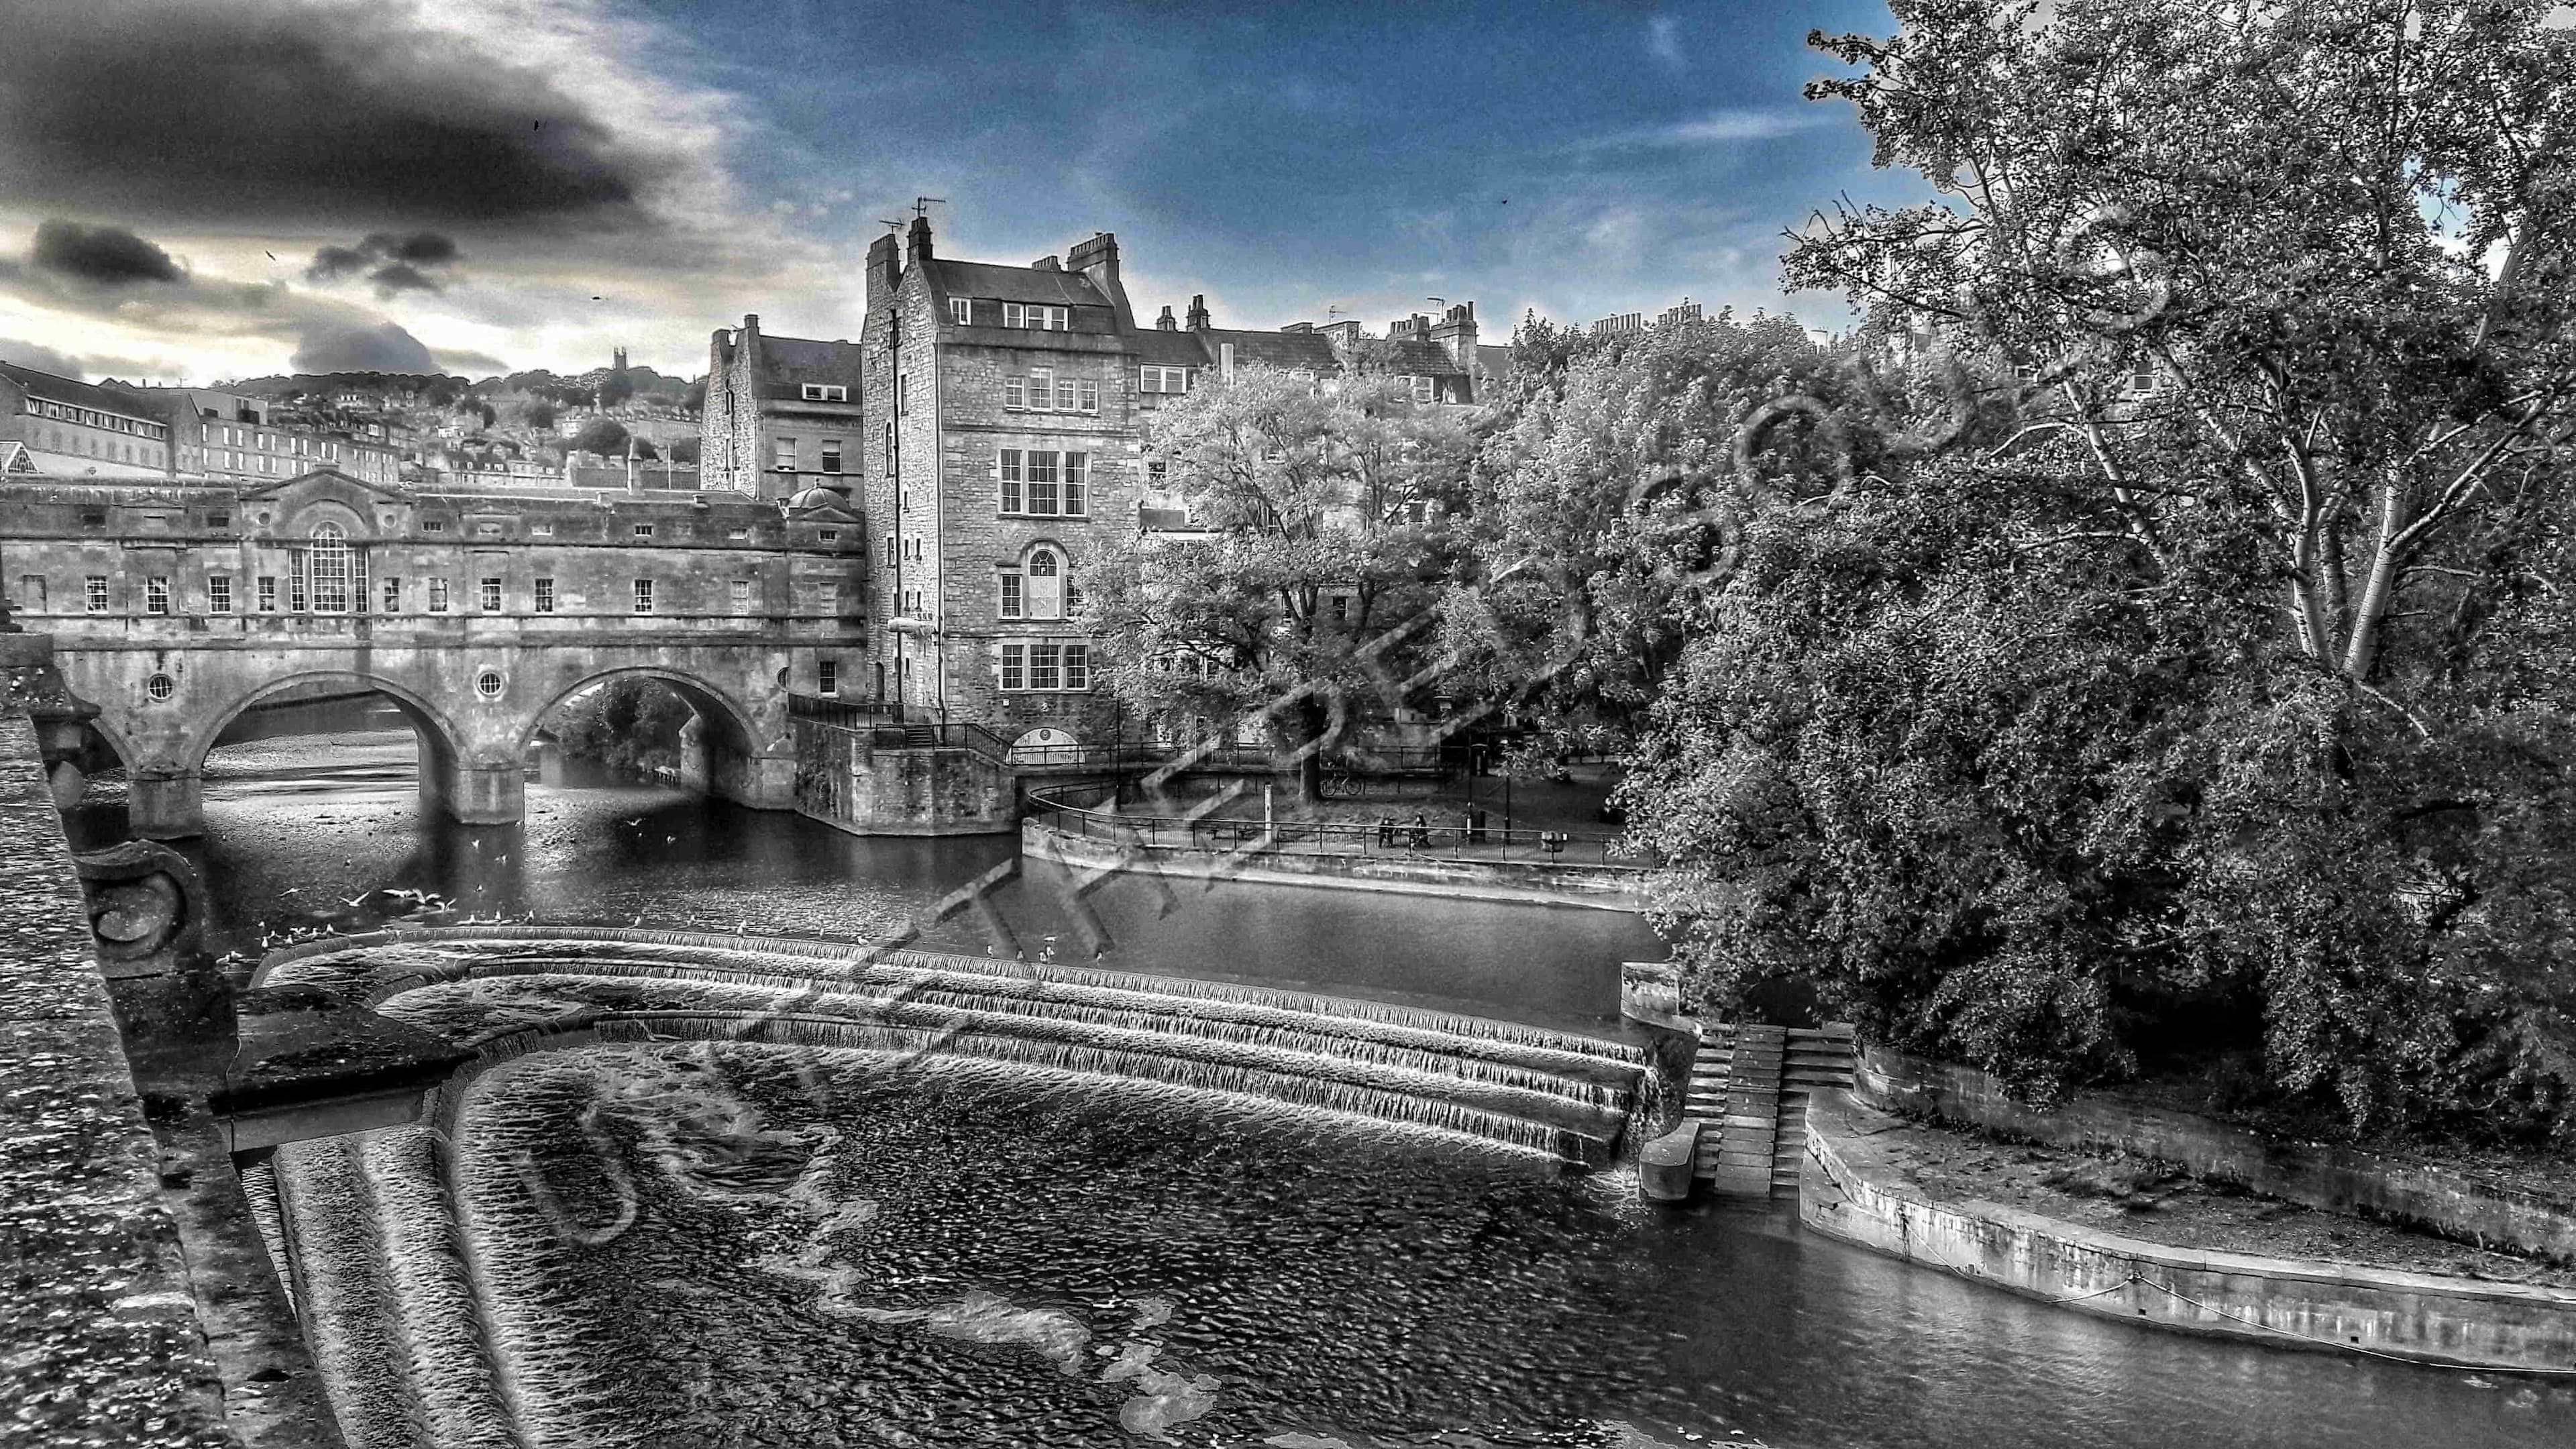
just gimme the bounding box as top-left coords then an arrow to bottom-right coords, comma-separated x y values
71,710 -> 2576,1448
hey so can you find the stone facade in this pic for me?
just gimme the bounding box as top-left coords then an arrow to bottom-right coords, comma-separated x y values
1,466 -> 866,837
850,217 -> 1489,755
698,314 -> 865,501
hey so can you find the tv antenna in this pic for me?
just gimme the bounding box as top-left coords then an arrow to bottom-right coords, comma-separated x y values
912,196 -> 947,219
1426,297 -> 1446,310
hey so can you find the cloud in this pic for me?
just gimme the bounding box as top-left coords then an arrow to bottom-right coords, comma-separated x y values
432,345 -> 511,376
1648,15 -> 1686,72
305,231 -> 463,295
30,219 -> 183,286
1570,108 -> 1839,152
292,320 -> 435,372
3,222 -> 443,378
0,0 -> 702,232
0,337 -> 90,376
366,263 -> 443,296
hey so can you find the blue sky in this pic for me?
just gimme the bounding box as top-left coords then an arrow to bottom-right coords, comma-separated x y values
0,1 -> 1917,383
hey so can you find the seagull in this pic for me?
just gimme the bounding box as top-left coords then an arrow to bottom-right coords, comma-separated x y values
341,893 -> 371,908
280,887 -> 303,897
663,835 -> 677,845
623,816 -> 644,826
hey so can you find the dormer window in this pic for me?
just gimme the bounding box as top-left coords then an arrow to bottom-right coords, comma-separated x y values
1002,303 -> 1069,331
1140,366 -> 1191,394
800,384 -> 849,402
950,298 -> 973,326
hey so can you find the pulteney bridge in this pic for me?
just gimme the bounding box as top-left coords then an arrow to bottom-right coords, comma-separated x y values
1,467 -> 867,837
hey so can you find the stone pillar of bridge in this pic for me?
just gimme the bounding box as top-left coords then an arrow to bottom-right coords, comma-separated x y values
708,748 -> 798,810
128,770 -> 205,841
421,751 -> 524,827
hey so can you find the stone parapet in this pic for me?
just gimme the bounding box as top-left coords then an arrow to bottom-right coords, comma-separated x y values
1801,1089 -> 2576,1374
1024,815 -> 1644,911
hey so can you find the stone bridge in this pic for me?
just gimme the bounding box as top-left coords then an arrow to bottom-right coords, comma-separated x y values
4,467 -> 867,837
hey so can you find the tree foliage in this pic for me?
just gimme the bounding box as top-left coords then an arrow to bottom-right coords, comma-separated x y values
1619,0 -> 2576,1138
570,418 -> 629,458
1083,362 -> 1474,799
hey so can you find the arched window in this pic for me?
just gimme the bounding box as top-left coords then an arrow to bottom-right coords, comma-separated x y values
1026,545 -> 1063,620
308,522 -> 352,612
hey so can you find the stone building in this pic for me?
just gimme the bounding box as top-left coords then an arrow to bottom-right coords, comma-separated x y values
851,215 -> 1485,752
0,363 -> 180,479
698,315 -> 864,500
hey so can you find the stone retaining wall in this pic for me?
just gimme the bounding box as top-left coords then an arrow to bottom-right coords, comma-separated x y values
1801,1090 -> 2576,1374
1023,816 -> 1644,911
1858,1045 -> 2576,1265
0,686 -> 235,1446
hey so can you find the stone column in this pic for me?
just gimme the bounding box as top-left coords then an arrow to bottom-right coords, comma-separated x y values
127,771 -> 205,839
421,753 -> 523,826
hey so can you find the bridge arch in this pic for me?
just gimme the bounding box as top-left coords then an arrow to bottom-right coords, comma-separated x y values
521,665 -> 767,759
198,669 -> 472,780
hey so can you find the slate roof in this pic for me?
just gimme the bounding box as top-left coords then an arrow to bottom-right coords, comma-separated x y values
930,260 -> 1110,307
0,362 -> 174,423
1185,329 -> 1470,377
1128,329 -> 1214,367
756,335 -> 863,398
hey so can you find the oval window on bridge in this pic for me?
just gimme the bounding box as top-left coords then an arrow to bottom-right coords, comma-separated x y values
144,673 -> 176,702
475,670 -> 505,700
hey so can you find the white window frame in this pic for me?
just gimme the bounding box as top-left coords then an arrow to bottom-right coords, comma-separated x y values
949,297 -> 973,326
480,576 -> 503,612
1412,374 -> 1437,404
1140,365 -> 1191,394
799,383 -> 848,402
730,578 -> 751,615
997,449 -> 1087,517
773,437 -> 796,472
208,575 -> 232,614
633,578 -> 656,614
146,577 -> 170,615
1002,302 -> 1069,330
534,578 -> 555,614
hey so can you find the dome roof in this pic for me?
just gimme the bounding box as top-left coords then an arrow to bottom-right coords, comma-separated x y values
786,485 -> 849,511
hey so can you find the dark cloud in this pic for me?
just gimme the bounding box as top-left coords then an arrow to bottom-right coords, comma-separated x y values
0,337 -> 89,376
367,263 -> 441,297
30,219 -> 182,286
0,1 -> 680,231
305,231 -> 462,294
433,346 -> 511,376
292,321 -> 436,373
365,231 -> 460,266
305,246 -> 371,282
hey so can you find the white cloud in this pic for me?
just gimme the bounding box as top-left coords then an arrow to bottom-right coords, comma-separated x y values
1574,108 -> 1841,153
1648,15 -> 1686,72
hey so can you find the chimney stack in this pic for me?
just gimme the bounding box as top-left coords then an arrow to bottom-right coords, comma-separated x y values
1186,294 -> 1210,331
1067,232 -> 1131,329
1156,305 -> 1177,331
906,215 -> 934,268
1428,300 -> 1479,374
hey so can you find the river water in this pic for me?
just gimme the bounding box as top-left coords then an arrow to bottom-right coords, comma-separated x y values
66,704 -> 2576,1448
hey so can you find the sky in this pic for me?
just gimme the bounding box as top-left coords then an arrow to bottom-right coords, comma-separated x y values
0,0 -> 1919,386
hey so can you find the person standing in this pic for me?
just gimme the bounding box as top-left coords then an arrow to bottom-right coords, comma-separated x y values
1377,813 -> 1395,847
1410,811 -> 1430,851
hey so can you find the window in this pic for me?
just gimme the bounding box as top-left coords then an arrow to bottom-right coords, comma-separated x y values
257,577 -> 276,612
146,673 -> 176,702
208,576 -> 232,614
821,439 -> 842,474
999,572 -> 1023,619
1064,643 -> 1091,691
534,578 -> 555,614
428,579 -> 450,612
729,578 -> 751,615
1140,365 -> 1191,394
476,670 -> 505,699
382,578 -> 400,614
1027,451 -> 1058,515
1028,641 -> 1062,690
881,535 -> 897,566
423,518 -> 447,533
83,576 -> 109,613
820,527 -> 840,543
818,659 -> 839,695
306,522 -> 354,612
1002,302 -> 1068,330
898,374 -> 909,413
800,383 -> 848,402
1412,374 -> 1437,404
1026,547 -> 1064,620
480,577 -> 502,612
1077,380 -> 1098,413
950,297 -> 973,326
529,521 -> 553,537
208,511 -> 229,529
883,420 -> 896,474
997,449 -> 1087,516
633,578 -> 655,614
774,437 -> 796,472
633,523 -> 656,539
1022,368 -> 1054,411
1001,643 -> 1024,690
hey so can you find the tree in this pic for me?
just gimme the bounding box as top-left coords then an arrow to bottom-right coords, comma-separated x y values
668,437 -> 700,466
598,371 -> 636,411
570,419 -> 629,458
1624,0 -> 2576,1137
1083,362 -> 1475,800
1442,309 -> 1866,765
